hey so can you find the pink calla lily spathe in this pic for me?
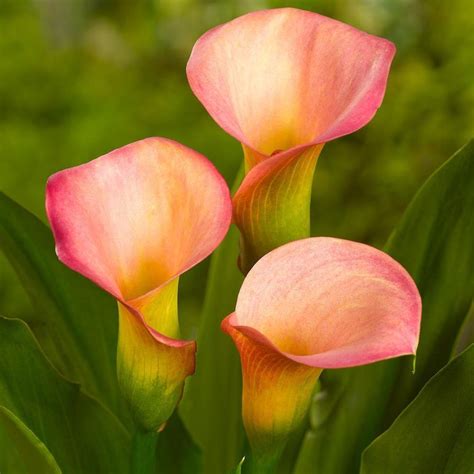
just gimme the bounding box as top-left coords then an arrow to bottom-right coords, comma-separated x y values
46,137 -> 232,431
187,8 -> 396,272
222,237 -> 421,465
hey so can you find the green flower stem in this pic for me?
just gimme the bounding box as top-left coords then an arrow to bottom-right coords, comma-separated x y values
131,429 -> 158,474
243,451 -> 281,474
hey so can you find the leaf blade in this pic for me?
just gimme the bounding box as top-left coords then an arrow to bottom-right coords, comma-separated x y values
361,345 -> 474,474
0,316 -> 130,473
0,405 -> 61,474
156,412 -> 203,474
385,140 -> 474,412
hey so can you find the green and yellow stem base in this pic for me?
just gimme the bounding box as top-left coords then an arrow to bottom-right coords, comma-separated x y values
131,429 -> 159,474
234,144 -> 323,274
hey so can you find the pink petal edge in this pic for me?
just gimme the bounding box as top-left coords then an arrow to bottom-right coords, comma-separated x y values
187,8 -> 396,157
225,237 -> 421,369
46,137 -> 232,349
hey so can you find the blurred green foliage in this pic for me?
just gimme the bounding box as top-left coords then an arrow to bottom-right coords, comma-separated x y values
0,0 -> 473,323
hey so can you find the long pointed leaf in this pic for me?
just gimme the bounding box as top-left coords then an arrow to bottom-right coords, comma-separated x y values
361,345 -> 474,474
385,140 -> 474,413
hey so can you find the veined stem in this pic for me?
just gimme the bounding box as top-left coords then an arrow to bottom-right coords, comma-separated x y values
130,429 -> 159,474
244,451 -> 281,474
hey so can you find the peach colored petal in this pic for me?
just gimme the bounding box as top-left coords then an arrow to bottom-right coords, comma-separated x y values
231,237 -> 421,369
187,8 -> 395,158
46,137 -> 231,302
46,137 -> 232,430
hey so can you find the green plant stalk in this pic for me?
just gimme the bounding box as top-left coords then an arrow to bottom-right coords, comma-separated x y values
180,166 -> 245,474
131,430 -> 159,474
244,451 -> 281,474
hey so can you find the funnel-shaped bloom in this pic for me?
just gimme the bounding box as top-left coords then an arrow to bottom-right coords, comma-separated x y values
46,137 -> 232,431
222,237 -> 421,466
187,8 -> 396,272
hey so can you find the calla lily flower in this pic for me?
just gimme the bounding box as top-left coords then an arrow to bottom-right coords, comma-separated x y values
222,237 -> 421,467
187,8 -> 396,273
46,137 -> 232,431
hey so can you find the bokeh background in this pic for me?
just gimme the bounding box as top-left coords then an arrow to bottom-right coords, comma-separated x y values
1,0 -> 473,326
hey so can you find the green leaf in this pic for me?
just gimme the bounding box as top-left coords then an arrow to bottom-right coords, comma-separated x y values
156,412 -> 203,474
181,167 -> 245,474
0,192 -> 126,421
361,344 -> 474,474
0,406 -> 61,474
384,140 -> 474,413
0,316 -> 130,473
452,301 -> 474,357
295,141 -> 474,473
